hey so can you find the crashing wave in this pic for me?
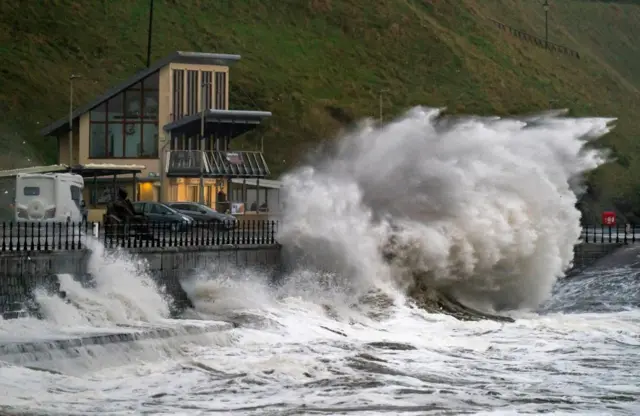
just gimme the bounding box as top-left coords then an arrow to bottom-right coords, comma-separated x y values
277,107 -> 614,321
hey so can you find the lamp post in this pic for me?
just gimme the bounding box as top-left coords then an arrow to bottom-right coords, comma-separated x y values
68,74 -> 81,166
543,0 -> 550,49
146,0 -> 154,67
199,80 -> 212,205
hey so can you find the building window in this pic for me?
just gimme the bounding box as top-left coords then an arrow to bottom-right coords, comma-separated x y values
205,185 -> 213,206
202,71 -> 213,110
89,71 -> 159,159
187,185 -> 198,202
186,70 -> 198,116
89,123 -> 107,157
172,69 -> 184,120
215,72 -> 227,109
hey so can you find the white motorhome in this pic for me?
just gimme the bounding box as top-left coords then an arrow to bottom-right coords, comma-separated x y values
14,173 -> 84,222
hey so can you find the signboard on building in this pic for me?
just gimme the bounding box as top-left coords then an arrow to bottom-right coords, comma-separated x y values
226,152 -> 243,165
602,211 -> 616,226
231,202 -> 245,215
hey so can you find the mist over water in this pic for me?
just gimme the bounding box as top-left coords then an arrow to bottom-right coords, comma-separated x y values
278,107 -> 614,313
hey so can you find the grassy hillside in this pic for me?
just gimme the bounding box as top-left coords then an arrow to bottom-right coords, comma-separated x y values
1,0 -> 640,221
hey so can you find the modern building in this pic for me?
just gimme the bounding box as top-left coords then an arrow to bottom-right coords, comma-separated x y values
40,51 -> 273,215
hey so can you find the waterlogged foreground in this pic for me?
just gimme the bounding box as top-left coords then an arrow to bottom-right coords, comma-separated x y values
0,268 -> 638,415
1,109 -> 637,415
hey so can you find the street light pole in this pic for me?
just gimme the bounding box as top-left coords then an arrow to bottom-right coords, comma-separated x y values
199,80 -> 212,205
146,0 -> 154,67
543,0 -> 550,49
68,74 -> 81,166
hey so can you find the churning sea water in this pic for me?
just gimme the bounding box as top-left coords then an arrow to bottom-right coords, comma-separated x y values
0,108 -> 638,415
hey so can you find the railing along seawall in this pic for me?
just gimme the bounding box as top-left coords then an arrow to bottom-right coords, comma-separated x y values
0,220 -> 279,252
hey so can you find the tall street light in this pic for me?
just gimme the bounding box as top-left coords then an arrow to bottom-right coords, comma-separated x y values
146,0 -> 154,67
543,0 -> 550,49
69,74 -> 82,166
199,79 -> 212,205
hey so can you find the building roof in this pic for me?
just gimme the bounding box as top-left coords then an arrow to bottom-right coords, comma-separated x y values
0,163 -> 145,179
163,109 -> 272,137
40,51 -> 242,138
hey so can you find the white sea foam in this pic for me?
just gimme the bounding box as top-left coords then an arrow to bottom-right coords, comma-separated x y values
277,107 -> 613,312
33,238 -> 171,328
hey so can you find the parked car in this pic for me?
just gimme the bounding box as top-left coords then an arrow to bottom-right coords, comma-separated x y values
166,202 -> 237,230
131,201 -> 193,231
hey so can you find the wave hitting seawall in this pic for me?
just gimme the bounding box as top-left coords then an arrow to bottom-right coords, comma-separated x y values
277,107 -> 614,318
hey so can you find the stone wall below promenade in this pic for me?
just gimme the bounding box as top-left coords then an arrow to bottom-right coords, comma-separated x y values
0,245 -> 281,318
0,241 -> 629,318
571,242 -> 624,275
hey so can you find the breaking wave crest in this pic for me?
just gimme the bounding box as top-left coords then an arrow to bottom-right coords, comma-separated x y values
277,107 -> 614,314
35,238 -> 171,328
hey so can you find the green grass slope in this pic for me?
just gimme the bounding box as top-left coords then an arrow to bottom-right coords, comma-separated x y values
1,0 -> 640,221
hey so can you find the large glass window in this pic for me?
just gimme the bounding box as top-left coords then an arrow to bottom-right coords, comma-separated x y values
142,123 -> 158,157
89,72 -> 159,159
124,123 -> 142,157
215,71 -> 227,109
125,84 -> 142,118
172,69 -> 184,120
202,71 -> 213,110
107,93 -> 124,121
108,125 -> 124,157
90,123 -> 107,158
90,102 -> 107,121
186,70 -> 198,116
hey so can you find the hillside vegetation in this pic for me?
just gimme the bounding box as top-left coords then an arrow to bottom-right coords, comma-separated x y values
1,0 -> 640,221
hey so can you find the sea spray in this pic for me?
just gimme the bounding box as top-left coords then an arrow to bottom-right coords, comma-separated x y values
277,107 -> 613,313
34,238 -> 171,326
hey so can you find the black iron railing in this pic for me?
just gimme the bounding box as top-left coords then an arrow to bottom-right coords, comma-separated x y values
0,220 -> 279,252
165,150 -> 270,177
581,224 -> 638,244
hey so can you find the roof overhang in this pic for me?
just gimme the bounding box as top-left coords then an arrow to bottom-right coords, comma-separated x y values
0,163 -> 145,179
163,109 -> 272,138
231,178 -> 282,189
40,51 -> 242,138
69,163 -> 146,178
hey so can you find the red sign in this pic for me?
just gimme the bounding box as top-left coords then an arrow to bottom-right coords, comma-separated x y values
602,211 -> 616,226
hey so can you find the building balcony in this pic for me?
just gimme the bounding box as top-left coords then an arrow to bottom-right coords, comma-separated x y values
165,150 -> 270,178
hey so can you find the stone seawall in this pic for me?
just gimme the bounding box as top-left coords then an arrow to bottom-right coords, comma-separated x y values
0,245 -> 281,318
0,240 -> 628,318
571,242 -> 624,274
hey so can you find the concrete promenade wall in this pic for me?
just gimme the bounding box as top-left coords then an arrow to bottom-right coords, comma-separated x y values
0,241 -> 628,318
0,245 -> 281,318
571,242 -> 624,274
